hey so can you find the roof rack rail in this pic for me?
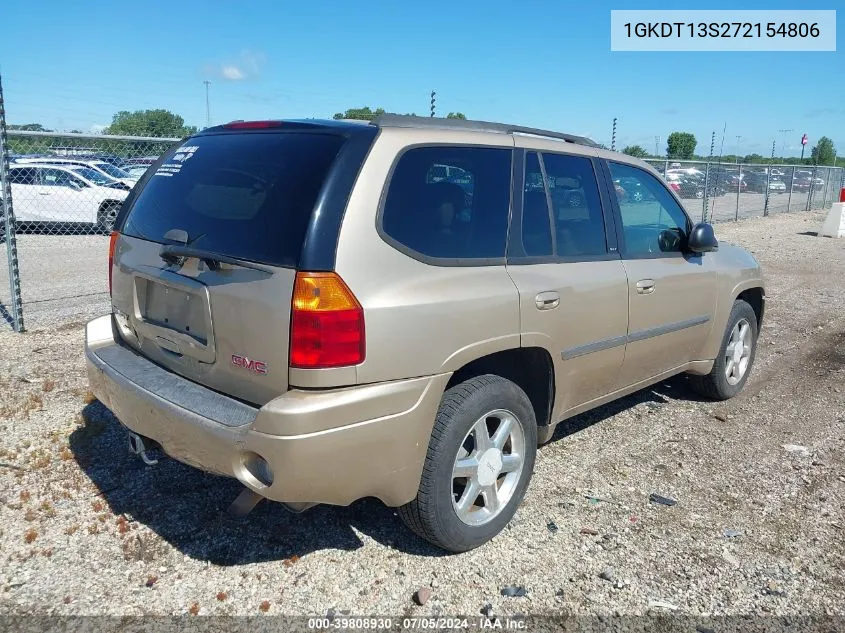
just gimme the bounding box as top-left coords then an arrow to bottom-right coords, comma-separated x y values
370,114 -> 601,148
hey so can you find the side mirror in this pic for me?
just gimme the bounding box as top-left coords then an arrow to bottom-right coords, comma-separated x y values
687,222 -> 718,253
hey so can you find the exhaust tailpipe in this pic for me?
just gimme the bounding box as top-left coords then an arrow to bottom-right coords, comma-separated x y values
127,430 -> 159,466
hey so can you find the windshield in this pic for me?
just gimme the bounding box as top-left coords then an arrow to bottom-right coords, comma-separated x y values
69,166 -> 118,186
93,161 -> 132,179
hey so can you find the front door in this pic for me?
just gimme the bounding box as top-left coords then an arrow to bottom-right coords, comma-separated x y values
605,161 -> 718,387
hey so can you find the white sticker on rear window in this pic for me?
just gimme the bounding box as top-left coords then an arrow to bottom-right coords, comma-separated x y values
153,145 -> 199,178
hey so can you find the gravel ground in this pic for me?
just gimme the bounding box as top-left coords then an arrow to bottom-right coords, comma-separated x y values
0,209 -> 844,622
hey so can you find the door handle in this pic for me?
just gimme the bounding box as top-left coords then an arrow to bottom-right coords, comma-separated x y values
534,291 -> 560,310
636,279 -> 655,294
38,192 -> 51,196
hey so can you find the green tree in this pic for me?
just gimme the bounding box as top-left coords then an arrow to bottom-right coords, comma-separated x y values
105,110 -> 197,138
810,136 -> 836,165
666,132 -> 697,159
332,106 -> 387,121
446,112 -> 466,119
622,145 -> 649,158
8,123 -> 51,132
743,153 -> 764,163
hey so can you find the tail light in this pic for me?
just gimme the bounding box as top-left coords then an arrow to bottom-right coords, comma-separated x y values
290,272 -> 365,369
108,231 -> 119,296
840,187 -> 845,203
669,182 -> 681,192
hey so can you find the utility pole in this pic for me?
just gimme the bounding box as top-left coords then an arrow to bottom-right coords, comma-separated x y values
654,136 -> 660,158
771,139 -> 776,162
430,91 -> 436,118
777,128 -> 793,159
709,131 -> 716,160
735,135 -> 741,164
203,80 -> 211,128
611,118 -> 617,151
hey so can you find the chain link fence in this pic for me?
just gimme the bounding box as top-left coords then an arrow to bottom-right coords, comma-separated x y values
1,126 -> 844,332
1,129 -> 180,331
643,159 -> 844,224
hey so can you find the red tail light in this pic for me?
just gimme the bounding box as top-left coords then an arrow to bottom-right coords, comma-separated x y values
108,231 -> 119,296
289,272 -> 365,369
840,187 -> 845,203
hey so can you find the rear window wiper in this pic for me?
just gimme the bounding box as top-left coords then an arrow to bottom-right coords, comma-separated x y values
159,245 -> 273,274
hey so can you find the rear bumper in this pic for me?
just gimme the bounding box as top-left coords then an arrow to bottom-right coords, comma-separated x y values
85,315 -> 449,506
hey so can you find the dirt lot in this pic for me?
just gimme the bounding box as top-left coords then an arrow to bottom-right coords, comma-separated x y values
0,209 -> 843,622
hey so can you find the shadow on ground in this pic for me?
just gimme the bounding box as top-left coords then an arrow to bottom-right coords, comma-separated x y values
70,374 -> 704,565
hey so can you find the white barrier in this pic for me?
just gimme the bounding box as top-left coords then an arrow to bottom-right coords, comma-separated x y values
820,202 -> 845,238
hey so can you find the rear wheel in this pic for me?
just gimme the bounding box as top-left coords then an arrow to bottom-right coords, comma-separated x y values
398,375 -> 537,552
688,299 -> 758,400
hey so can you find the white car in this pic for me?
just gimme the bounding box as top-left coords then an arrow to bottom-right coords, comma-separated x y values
14,156 -> 138,187
9,164 -> 128,231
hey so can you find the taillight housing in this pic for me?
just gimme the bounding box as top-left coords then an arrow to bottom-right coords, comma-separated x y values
108,231 -> 119,296
290,272 -> 365,369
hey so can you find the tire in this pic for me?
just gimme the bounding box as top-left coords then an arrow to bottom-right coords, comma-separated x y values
688,299 -> 758,400
97,202 -> 120,234
398,375 -> 537,552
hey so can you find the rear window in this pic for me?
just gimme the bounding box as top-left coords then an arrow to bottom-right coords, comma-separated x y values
121,132 -> 346,267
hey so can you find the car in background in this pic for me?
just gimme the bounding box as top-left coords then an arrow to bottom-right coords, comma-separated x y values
743,172 -> 787,194
675,175 -> 728,199
14,156 -> 138,187
123,164 -> 151,179
8,164 -> 128,231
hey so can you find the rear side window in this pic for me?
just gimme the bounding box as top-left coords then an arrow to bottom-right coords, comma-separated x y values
121,132 -> 346,267
381,146 -> 512,261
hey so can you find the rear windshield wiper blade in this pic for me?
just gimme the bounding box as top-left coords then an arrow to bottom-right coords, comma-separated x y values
159,245 -> 273,274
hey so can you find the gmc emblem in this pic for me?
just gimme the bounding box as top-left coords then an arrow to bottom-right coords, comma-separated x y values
231,354 -> 268,375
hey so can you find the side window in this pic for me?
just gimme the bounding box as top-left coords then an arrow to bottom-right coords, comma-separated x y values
541,153 -> 607,257
382,146 -> 511,260
40,168 -> 74,187
521,152 -> 553,257
10,168 -> 36,185
608,162 -> 690,256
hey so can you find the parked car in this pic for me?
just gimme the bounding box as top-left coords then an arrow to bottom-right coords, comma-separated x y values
674,175 -> 728,199
743,172 -> 787,194
86,116 -> 765,552
14,156 -> 138,187
9,164 -> 128,231
123,165 -> 151,179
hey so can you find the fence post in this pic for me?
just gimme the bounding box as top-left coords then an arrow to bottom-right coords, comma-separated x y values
821,168 -> 830,208
806,165 -> 817,211
763,167 -> 771,217
786,165 -> 795,214
0,74 -> 25,332
735,164 -> 742,221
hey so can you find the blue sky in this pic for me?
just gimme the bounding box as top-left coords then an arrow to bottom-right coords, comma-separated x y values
1,1 -> 842,157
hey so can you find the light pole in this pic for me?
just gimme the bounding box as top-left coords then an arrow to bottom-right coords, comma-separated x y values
777,128 -> 793,161
735,135 -> 741,164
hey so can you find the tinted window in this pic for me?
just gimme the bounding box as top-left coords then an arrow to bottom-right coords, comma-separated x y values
542,153 -> 607,257
608,162 -> 690,256
122,132 -> 346,267
10,168 -> 35,185
382,146 -> 511,260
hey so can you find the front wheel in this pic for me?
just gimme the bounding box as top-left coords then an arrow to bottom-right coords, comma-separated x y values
688,299 -> 758,400
398,375 -> 537,552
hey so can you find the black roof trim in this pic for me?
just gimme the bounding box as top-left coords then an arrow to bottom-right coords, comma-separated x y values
370,114 -> 601,148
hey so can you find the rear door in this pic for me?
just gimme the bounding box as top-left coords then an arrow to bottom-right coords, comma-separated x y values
112,130 -> 350,405
506,147 -> 629,416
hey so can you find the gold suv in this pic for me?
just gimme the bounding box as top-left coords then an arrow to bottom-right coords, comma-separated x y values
86,115 -> 764,551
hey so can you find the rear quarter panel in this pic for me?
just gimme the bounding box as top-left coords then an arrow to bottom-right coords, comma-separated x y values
330,128 -> 521,385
